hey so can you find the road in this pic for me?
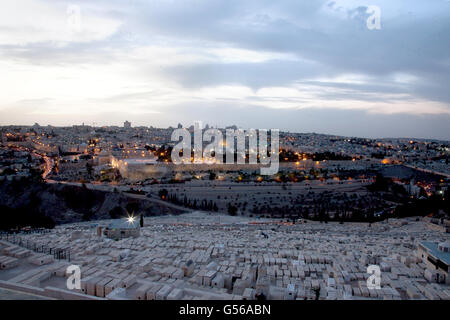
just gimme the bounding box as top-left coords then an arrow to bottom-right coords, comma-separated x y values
402,164 -> 450,178
0,287 -> 51,300
4,144 -> 54,179
36,152 -> 53,179
46,180 -> 192,213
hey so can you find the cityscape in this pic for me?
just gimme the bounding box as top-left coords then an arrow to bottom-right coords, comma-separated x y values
0,0 -> 449,310
0,122 -> 448,301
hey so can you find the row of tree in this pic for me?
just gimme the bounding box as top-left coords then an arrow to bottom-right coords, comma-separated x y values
161,190 -> 220,212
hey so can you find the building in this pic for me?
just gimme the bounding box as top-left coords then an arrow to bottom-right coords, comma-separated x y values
124,121 -> 131,129
417,241 -> 450,284
110,150 -> 165,181
425,217 -> 450,233
104,218 -> 140,239
407,180 -> 420,197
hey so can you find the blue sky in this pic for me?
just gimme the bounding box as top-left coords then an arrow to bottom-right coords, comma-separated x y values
0,0 -> 449,139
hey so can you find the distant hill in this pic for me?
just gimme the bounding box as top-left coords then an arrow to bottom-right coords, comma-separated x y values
0,178 -> 179,230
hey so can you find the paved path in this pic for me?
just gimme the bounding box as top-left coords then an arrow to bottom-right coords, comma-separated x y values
402,164 -> 450,178
124,192 -> 193,212
46,180 -> 192,213
0,288 -> 51,300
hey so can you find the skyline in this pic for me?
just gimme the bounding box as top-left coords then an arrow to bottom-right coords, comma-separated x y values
1,117 -> 450,142
1,0 -> 449,139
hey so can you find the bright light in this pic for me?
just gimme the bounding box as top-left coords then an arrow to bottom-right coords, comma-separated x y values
127,215 -> 135,223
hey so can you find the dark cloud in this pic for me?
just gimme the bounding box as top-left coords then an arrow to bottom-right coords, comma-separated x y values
153,103 -> 450,140
163,59 -> 328,89
1,0 -> 449,139
123,0 -> 450,105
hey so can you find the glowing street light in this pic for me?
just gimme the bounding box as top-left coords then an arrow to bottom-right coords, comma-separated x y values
127,214 -> 136,224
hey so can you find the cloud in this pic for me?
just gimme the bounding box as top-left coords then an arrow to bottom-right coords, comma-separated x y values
0,0 -> 449,139
0,0 -> 121,45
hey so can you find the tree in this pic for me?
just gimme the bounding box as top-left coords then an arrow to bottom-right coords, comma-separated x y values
444,188 -> 450,214
368,173 -> 390,192
29,168 -> 44,183
109,206 -> 123,219
158,189 -> 168,200
419,187 -> 427,198
86,162 -> 93,177
227,203 -> 238,216
82,210 -> 93,221
314,288 -> 320,300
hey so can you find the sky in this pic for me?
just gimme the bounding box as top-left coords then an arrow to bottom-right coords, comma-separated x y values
0,0 -> 449,140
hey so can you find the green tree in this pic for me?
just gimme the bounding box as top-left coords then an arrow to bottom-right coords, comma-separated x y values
158,189 -> 168,200
227,203 -> 238,216
86,162 -> 93,177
